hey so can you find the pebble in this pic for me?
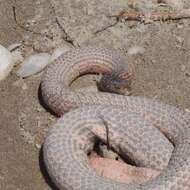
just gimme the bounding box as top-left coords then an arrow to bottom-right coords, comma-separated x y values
21,83 -> 28,90
177,24 -> 184,29
35,143 -> 41,149
175,36 -> 184,44
16,53 -> 51,78
181,65 -> 186,72
0,44 -> 14,81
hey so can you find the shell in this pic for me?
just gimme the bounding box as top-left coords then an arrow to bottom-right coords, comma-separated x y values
0,44 -> 13,81
16,53 -> 51,78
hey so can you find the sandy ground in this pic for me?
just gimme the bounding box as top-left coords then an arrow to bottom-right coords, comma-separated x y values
0,0 -> 190,189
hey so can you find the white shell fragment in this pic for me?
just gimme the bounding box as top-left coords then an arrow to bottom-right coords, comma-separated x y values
0,44 -> 13,81
16,53 -> 51,78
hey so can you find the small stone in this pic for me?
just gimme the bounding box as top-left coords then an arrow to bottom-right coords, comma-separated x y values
16,53 -> 51,78
35,143 -> 41,149
181,65 -> 186,72
36,106 -> 43,112
22,83 -> 28,90
177,24 -> 184,29
0,44 -> 14,81
48,116 -> 55,121
176,36 -> 184,44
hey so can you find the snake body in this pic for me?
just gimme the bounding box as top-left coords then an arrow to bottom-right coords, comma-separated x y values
41,47 -> 190,190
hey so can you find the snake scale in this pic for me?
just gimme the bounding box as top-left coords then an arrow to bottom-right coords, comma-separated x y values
41,47 -> 190,190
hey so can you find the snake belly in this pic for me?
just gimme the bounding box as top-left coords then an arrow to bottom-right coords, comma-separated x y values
41,47 -> 190,190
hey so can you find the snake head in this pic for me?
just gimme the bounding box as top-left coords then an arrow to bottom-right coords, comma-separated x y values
97,70 -> 132,96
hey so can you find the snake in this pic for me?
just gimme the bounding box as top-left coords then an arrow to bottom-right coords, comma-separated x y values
41,46 -> 190,190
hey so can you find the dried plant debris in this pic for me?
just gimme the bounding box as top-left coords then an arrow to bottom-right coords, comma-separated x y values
111,9 -> 190,23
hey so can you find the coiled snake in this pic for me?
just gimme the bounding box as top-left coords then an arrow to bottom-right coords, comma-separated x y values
41,47 -> 190,190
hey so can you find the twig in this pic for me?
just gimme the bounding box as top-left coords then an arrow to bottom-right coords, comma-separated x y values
55,17 -> 78,47
99,116 -> 110,150
94,8 -> 190,34
12,6 -> 53,39
94,21 -> 119,34
49,1 -> 79,47
110,9 -> 190,23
